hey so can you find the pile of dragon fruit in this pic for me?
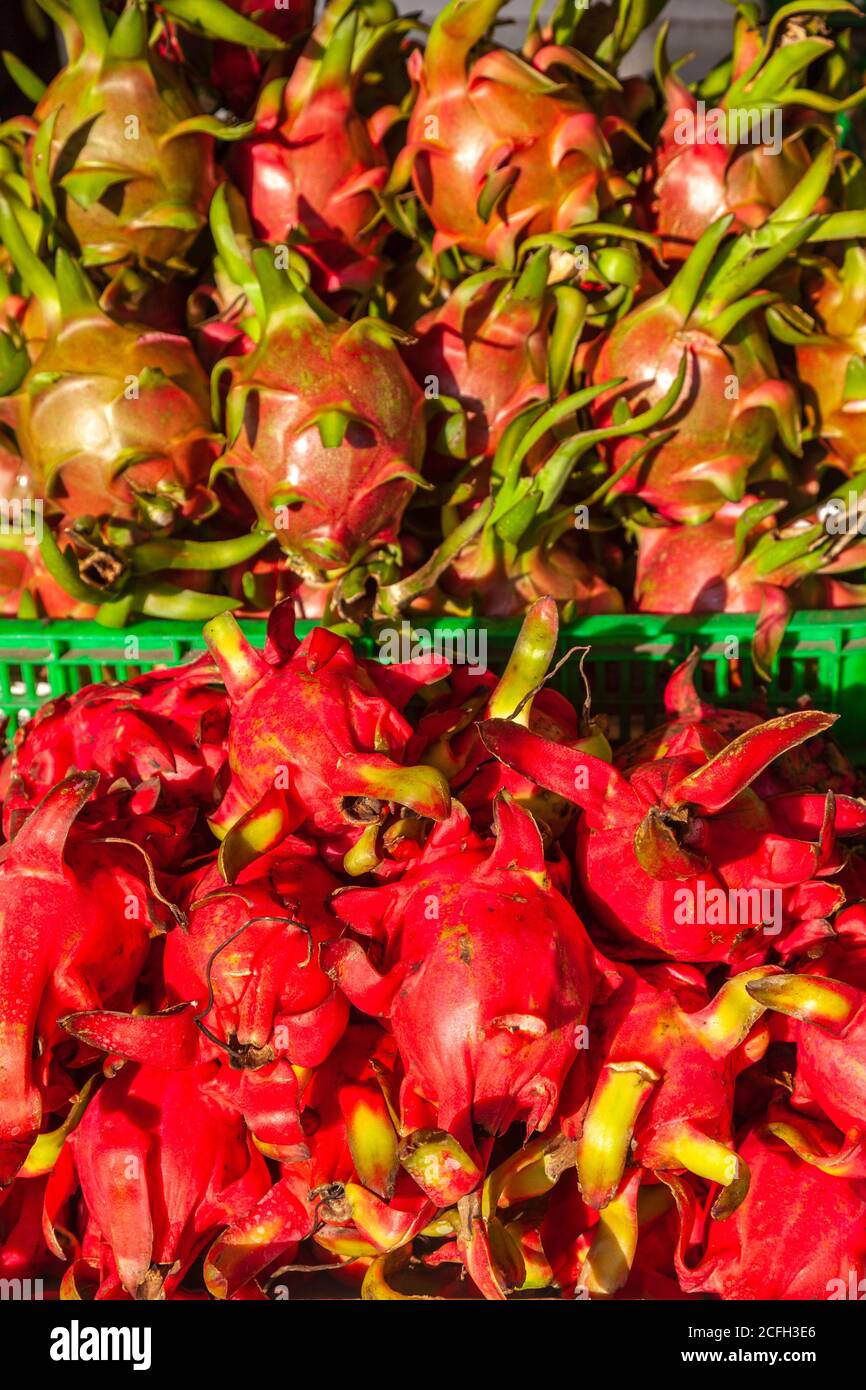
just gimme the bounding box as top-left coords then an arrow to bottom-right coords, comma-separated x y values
0,0 -> 864,676
2,595 -> 866,1301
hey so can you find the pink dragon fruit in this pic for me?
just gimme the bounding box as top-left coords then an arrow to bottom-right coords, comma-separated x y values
230,0 -> 397,298
644,7 -> 855,258
400,0 -> 625,264
481,707 -> 866,960
209,234 -> 426,585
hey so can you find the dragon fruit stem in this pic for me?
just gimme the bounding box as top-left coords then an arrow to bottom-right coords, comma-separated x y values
487,597 -> 558,723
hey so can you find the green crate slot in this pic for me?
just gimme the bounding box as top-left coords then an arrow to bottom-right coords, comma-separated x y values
1,612 -> 865,761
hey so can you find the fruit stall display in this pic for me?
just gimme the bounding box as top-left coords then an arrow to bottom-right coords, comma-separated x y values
1,0 -> 866,1303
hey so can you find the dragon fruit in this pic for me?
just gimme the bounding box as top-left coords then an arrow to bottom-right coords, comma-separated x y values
324,795 -> 614,1166
164,840 -> 347,1070
644,6 -> 861,258
17,0 -> 267,281
210,234 -> 426,585
230,0 -> 399,299
42,1061 -> 271,1299
745,966 -> 866,1139
587,204 -> 811,523
409,597 -> 610,839
618,649 -> 860,798
0,224 -> 220,531
202,601 -> 451,861
481,706 -> 866,960
404,247 -> 584,471
2,656 -> 228,839
400,0 -> 625,265
208,0 -> 315,114
669,1123 -> 866,1299
0,773 -> 177,1185
774,246 -> 866,474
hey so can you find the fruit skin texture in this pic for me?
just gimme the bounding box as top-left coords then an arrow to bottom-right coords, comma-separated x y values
203,602 -> 451,840
230,1 -> 391,297
671,1125 -> 866,1300
324,795 -> 611,1163
29,2 -> 218,278
213,259 -> 426,581
480,709 -> 866,961
404,0 -> 618,264
0,774 -> 165,1186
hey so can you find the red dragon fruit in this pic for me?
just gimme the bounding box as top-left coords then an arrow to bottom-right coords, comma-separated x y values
165,839 -> 348,1070
42,1061 -> 272,1299
0,773 -> 178,1185
745,965 -> 866,1141
202,601 -> 451,860
481,707 -> 866,960
617,649 -> 860,798
2,656 -> 228,839
572,963 -> 774,1215
644,6 -> 859,258
400,0 -> 625,264
324,795 -> 614,1167
210,234 -> 426,585
669,1123 -> 866,1299
230,0 -> 399,299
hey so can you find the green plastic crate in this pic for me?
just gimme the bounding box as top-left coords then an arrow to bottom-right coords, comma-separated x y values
1,610 -> 865,762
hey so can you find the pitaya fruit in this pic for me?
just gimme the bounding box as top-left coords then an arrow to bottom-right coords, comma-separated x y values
42,1061 -> 272,1299
399,0 -> 626,264
745,966 -> 866,1140
669,1123 -> 866,1299
202,601 -> 451,861
587,203 -> 812,523
230,0 -> 400,299
617,648 -> 860,798
645,6 -> 861,258
404,246 -> 584,470
573,963 -> 774,1215
481,706 -> 866,960
210,232 -> 426,585
773,246 -> 866,474
0,222 -> 220,532
409,597 -> 610,839
162,839 -> 348,1071
18,0 -> 257,281
0,773 -> 177,1185
2,656 -> 228,838
207,0 -> 314,114
324,795 -> 615,1166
